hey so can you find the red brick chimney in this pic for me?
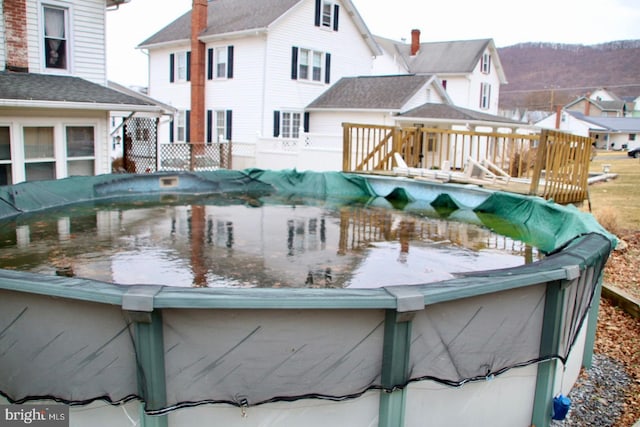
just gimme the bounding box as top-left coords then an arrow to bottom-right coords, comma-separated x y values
584,92 -> 591,116
3,0 -> 29,72
555,105 -> 562,129
190,0 -> 207,147
411,29 -> 420,56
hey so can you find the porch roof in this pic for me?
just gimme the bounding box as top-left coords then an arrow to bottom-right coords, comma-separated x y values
0,71 -> 163,112
397,103 -> 524,126
306,74 -> 437,110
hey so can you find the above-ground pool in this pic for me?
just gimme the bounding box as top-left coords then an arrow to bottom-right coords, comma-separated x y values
0,170 -> 615,427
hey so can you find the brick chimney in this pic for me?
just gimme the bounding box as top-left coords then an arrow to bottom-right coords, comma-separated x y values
411,29 -> 421,56
555,105 -> 562,129
190,0 -> 207,147
3,0 -> 29,72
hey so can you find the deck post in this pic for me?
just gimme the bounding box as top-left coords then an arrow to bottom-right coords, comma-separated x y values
531,279 -> 565,427
529,129 -> 549,197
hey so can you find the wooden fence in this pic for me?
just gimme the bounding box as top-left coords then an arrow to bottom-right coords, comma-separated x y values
342,124 -> 594,204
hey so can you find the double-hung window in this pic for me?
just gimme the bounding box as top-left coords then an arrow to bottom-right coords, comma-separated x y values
479,82 -> 491,110
66,126 -> 95,176
207,46 -> 234,80
169,51 -> 190,83
176,111 -> 186,142
43,5 -> 68,71
293,48 -> 328,83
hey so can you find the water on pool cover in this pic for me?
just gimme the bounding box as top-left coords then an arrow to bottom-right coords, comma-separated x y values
0,196 -> 540,289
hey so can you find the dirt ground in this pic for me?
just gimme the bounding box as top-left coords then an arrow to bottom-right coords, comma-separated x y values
595,229 -> 640,427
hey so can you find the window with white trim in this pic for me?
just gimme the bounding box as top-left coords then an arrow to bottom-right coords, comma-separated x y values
481,52 -> 491,74
24,126 -> 55,181
480,82 -> 491,110
43,5 -> 69,70
177,52 -> 188,81
299,49 -> 323,82
0,126 -> 12,185
176,111 -> 186,142
215,111 -> 227,142
282,112 -> 302,138
65,126 -> 95,176
322,1 -> 333,27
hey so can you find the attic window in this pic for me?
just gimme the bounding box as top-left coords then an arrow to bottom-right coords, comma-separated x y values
43,5 -> 68,70
481,52 -> 491,74
315,0 -> 339,31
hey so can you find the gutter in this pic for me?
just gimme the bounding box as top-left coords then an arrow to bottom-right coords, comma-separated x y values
0,99 -> 165,113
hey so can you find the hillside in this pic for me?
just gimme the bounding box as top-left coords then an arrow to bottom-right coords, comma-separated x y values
498,40 -> 640,112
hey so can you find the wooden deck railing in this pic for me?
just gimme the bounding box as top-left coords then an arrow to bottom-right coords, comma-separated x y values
342,123 -> 594,204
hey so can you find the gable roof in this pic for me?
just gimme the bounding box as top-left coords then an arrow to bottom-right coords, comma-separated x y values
138,0 -> 380,55
306,74 -> 445,110
376,37 -> 507,83
566,111 -> 640,132
565,96 -> 627,113
397,103 -> 523,126
0,71 -> 162,112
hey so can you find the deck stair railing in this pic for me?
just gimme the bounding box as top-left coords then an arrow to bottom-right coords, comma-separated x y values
342,123 -> 594,204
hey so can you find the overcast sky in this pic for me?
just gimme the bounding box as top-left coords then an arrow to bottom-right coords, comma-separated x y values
106,0 -> 640,87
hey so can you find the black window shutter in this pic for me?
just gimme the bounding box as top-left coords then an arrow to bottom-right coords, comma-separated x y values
303,112 -> 310,133
206,110 -> 212,143
324,53 -> 331,84
273,111 -> 280,137
169,53 -> 175,82
207,48 -> 213,80
226,110 -> 233,141
314,0 -> 321,26
169,118 -> 174,142
227,46 -> 234,78
186,110 -> 191,142
291,47 -> 298,80
186,51 -> 191,81
333,4 -> 340,31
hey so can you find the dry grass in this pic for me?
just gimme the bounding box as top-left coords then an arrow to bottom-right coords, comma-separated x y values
587,151 -> 640,232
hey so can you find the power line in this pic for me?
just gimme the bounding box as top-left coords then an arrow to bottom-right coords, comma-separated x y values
501,83 -> 640,94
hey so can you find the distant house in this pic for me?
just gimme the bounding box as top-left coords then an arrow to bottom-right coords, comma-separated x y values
372,31 -> 508,116
536,110 -> 640,151
138,0 -> 381,170
564,88 -> 629,118
0,0 -> 170,185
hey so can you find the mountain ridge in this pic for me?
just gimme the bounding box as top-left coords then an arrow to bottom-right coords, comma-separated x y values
497,40 -> 640,112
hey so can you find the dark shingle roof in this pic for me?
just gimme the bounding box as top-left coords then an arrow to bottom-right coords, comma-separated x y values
399,103 -> 522,124
0,71 -> 155,107
377,38 -> 492,74
307,75 -> 434,110
138,0 -> 302,47
568,111 -> 640,132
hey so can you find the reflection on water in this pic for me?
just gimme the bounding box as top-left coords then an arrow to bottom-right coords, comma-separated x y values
0,196 -> 541,289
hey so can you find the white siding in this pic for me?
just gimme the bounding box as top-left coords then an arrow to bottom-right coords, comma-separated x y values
204,37 -> 267,146
26,0 -> 106,84
263,0 -> 375,136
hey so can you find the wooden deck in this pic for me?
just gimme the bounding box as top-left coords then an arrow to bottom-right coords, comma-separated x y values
343,124 -> 594,204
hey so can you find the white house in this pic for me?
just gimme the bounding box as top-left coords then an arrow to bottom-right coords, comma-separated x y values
138,0 -> 381,170
536,109 -> 640,151
372,31 -> 508,116
0,0 -> 170,185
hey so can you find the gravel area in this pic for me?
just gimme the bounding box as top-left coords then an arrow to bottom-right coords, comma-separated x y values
551,353 -> 632,426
